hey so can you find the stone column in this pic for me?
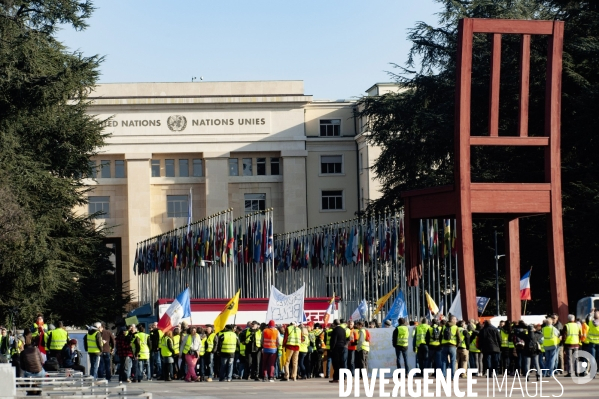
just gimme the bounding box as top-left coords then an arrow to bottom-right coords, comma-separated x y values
125,153 -> 151,298
204,152 -> 230,216
281,150 -> 308,232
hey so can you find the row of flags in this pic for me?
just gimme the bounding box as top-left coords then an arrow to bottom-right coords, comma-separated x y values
419,219 -> 457,262
273,216 -> 406,271
134,210 -> 274,274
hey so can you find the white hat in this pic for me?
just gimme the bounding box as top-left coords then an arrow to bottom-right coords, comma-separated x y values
93,322 -> 102,329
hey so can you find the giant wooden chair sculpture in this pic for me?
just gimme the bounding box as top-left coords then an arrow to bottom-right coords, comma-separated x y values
402,18 -> 568,321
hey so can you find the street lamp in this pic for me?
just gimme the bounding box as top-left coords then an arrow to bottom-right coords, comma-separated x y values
494,229 -> 505,316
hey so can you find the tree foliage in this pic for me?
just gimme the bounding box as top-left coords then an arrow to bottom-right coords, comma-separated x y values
0,0 -> 130,327
358,0 -> 599,314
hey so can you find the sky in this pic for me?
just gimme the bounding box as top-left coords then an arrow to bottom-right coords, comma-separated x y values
56,0 -> 441,100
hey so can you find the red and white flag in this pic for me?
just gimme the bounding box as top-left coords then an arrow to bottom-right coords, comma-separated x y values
323,295 -> 335,327
520,270 -> 531,300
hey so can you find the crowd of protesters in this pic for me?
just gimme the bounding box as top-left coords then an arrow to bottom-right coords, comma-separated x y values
2,310 -> 597,382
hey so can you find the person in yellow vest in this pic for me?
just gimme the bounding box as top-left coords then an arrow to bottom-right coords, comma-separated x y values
392,318 -> 410,372
355,321 -> 370,373
159,330 -> 174,381
134,324 -> 151,382
297,326 -> 310,379
149,322 -> 163,380
500,320 -> 514,375
182,326 -> 202,382
310,322 -> 325,378
276,325 -> 285,378
245,321 -> 262,381
47,321 -> 69,366
561,314 -> 582,377
585,310 -> 599,377
171,327 -> 181,380
426,319 -> 443,371
440,315 -> 462,378
217,325 -> 239,382
204,325 -> 216,382
468,323 -> 483,376
30,314 -> 47,340
580,316 -> 591,377
541,318 -> 560,378
456,320 -> 471,376
83,322 -> 103,378
282,321 -> 302,381
323,324 -> 333,379
413,318 -> 430,372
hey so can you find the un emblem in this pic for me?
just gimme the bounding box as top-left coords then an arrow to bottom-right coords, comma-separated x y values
167,115 -> 187,132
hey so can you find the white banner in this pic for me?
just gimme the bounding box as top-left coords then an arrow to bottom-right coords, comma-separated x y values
367,327 -> 417,374
265,284 -> 305,324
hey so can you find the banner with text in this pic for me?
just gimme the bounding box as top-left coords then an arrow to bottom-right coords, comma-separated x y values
265,285 -> 305,324
367,327 -> 416,375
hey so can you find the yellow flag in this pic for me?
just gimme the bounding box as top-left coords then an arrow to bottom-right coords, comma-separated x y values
425,291 -> 439,315
373,285 -> 398,316
213,289 -> 240,333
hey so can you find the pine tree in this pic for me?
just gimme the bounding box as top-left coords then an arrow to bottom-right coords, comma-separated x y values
358,0 -> 599,314
0,1 -> 130,327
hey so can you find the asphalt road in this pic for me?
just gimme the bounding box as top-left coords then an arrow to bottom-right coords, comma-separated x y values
125,374 -> 598,398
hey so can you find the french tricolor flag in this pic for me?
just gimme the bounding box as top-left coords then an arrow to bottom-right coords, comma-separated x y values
520,270 -> 532,300
157,288 -> 191,333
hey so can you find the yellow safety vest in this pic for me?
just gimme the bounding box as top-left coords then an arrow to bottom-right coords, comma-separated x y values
500,330 -> 514,349
582,323 -> 590,344
565,323 -> 580,345
206,332 -> 216,353
49,329 -> 69,351
396,326 -> 409,346
587,322 -> 599,345
429,325 -> 441,347
359,328 -> 370,352
31,323 -> 47,338
221,331 -> 237,354
325,328 -> 332,350
287,326 -> 301,346
340,324 -> 351,339
542,326 -> 559,347
469,332 -> 480,353
441,325 -> 458,346
160,335 -> 173,357
172,335 -> 180,355
86,331 -> 101,354
299,332 -> 309,353
458,328 -> 467,349
136,332 -> 150,360
415,325 -> 429,348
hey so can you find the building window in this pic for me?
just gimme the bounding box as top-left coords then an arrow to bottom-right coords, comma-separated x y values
100,160 -> 111,178
88,160 -> 97,178
320,119 -> 341,136
244,193 -> 266,214
151,159 -> 160,177
167,195 -> 189,218
165,159 -> 175,177
321,190 -> 343,210
320,155 -> 343,174
89,196 -> 110,218
192,159 -> 203,177
115,160 -> 125,178
256,158 -> 266,176
179,159 -> 189,177
242,158 -> 252,176
229,158 -> 239,176
271,158 -> 280,175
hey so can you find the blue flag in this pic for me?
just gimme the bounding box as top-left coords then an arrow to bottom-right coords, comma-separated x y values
383,290 -> 408,327
350,299 -> 368,321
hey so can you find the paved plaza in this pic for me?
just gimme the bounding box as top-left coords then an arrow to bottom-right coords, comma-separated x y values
127,375 -> 598,398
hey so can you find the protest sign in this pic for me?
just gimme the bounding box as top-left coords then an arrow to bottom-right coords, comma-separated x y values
367,326 -> 416,374
265,284 -> 305,324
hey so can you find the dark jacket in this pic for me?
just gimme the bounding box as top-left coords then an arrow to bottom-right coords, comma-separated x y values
523,326 -> 540,356
61,346 -> 82,367
329,325 -> 347,349
459,328 -> 471,349
20,346 -> 44,373
478,324 -> 502,353
150,329 -> 162,353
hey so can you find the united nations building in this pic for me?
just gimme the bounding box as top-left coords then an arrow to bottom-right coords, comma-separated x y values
78,80 -> 397,296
